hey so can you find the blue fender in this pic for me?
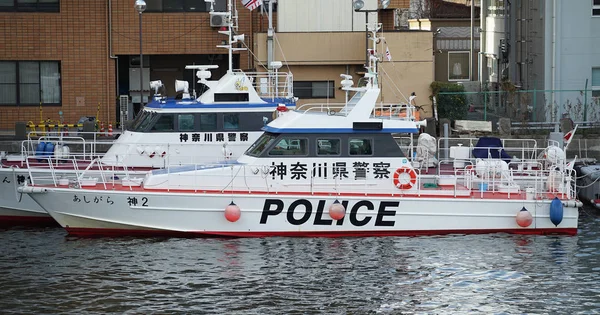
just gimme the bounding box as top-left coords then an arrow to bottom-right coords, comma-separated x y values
44,142 -> 55,157
549,197 -> 563,226
35,142 -> 46,156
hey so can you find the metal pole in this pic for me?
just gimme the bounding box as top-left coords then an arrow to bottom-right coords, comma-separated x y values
365,12 -> 369,67
484,91 -> 487,121
443,123 -> 449,160
470,0 -> 474,81
584,78 -> 588,121
139,12 -> 144,108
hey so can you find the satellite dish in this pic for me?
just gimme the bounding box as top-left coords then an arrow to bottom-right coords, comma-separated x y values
381,0 -> 390,9
352,0 -> 364,11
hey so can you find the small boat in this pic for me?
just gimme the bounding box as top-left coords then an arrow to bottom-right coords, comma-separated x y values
0,2 -> 294,226
575,163 -> 600,209
22,24 -> 581,237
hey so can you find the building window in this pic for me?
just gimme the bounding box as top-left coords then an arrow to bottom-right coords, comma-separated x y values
594,0 -> 600,16
0,0 -> 59,12
0,61 -> 61,106
146,0 -> 224,12
258,2 -> 277,12
448,51 -> 470,81
592,68 -> 600,98
294,81 -> 335,99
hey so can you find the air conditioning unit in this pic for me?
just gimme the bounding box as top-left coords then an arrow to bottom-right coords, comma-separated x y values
210,12 -> 229,28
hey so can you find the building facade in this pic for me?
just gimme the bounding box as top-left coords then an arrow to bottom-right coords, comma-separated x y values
0,0 -> 434,131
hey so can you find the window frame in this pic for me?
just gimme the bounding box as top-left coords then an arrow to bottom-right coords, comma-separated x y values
448,51 -> 471,81
0,0 -> 60,12
0,60 -> 62,106
593,0 -> 600,16
294,81 -> 336,99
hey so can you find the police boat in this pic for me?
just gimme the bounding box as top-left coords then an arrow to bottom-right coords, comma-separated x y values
21,22 -> 581,237
1,0 -> 294,225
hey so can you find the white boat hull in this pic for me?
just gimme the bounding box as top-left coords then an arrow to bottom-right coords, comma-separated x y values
0,167 -> 146,225
27,187 -> 579,236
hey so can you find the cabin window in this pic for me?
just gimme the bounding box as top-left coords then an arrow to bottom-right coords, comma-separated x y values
223,113 -> 239,130
199,113 -> 217,132
594,0 -> 600,16
246,133 -> 277,157
349,138 -> 373,156
269,138 -> 308,156
178,114 -> 195,131
317,139 -> 341,156
132,111 -> 155,131
150,114 -> 175,132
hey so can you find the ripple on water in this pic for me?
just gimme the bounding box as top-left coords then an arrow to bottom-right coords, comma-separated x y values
0,209 -> 599,314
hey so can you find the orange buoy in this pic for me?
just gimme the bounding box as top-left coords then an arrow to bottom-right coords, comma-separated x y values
516,207 -> 533,227
392,167 -> 417,189
225,202 -> 241,222
329,200 -> 346,220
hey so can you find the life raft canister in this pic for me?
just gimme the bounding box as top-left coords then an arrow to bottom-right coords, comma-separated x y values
393,167 -> 417,189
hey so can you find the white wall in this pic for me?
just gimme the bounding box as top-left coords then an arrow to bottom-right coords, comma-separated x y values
545,0 -> 600,121
278,0 -> 378,32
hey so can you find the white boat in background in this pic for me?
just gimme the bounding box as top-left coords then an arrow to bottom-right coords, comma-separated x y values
22,23 -> 581,237
0,1 -> 295,226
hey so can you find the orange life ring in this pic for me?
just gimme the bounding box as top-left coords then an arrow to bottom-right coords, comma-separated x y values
393,167 -> 417,189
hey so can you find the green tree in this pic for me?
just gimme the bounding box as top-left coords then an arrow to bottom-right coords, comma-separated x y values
430,82 -> 468,121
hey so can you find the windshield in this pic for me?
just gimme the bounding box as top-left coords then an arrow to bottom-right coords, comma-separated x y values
131,111 -> 157,132
245,133 -> 277,157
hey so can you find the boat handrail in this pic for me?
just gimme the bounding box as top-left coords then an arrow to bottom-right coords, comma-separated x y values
230,70 -> 294,100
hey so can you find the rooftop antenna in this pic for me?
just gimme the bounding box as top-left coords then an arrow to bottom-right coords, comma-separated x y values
208,0 -> 247,73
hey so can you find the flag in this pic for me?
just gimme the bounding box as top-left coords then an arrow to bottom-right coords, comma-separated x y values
563,124 -> 578,151
241,0 -> 262,11
385,46 -> 392,61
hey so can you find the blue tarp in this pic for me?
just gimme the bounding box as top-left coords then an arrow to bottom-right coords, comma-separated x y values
472,137 -> 512,162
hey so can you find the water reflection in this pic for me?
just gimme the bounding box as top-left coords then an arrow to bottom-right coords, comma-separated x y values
0,209 -> 599,314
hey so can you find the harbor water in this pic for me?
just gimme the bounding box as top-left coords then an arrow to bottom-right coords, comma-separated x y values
1,207 -> 599,314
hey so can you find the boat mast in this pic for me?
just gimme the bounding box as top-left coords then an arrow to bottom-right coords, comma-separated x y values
212,0 -> 246,73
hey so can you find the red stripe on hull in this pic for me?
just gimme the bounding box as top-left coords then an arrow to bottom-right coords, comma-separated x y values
0,215 -> 58,227
64,227 -> 578,238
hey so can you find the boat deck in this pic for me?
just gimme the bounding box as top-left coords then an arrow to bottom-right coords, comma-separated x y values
60,182 -> 568,201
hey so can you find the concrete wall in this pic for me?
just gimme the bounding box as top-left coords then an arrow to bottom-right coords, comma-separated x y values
254,31 -> 434,115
